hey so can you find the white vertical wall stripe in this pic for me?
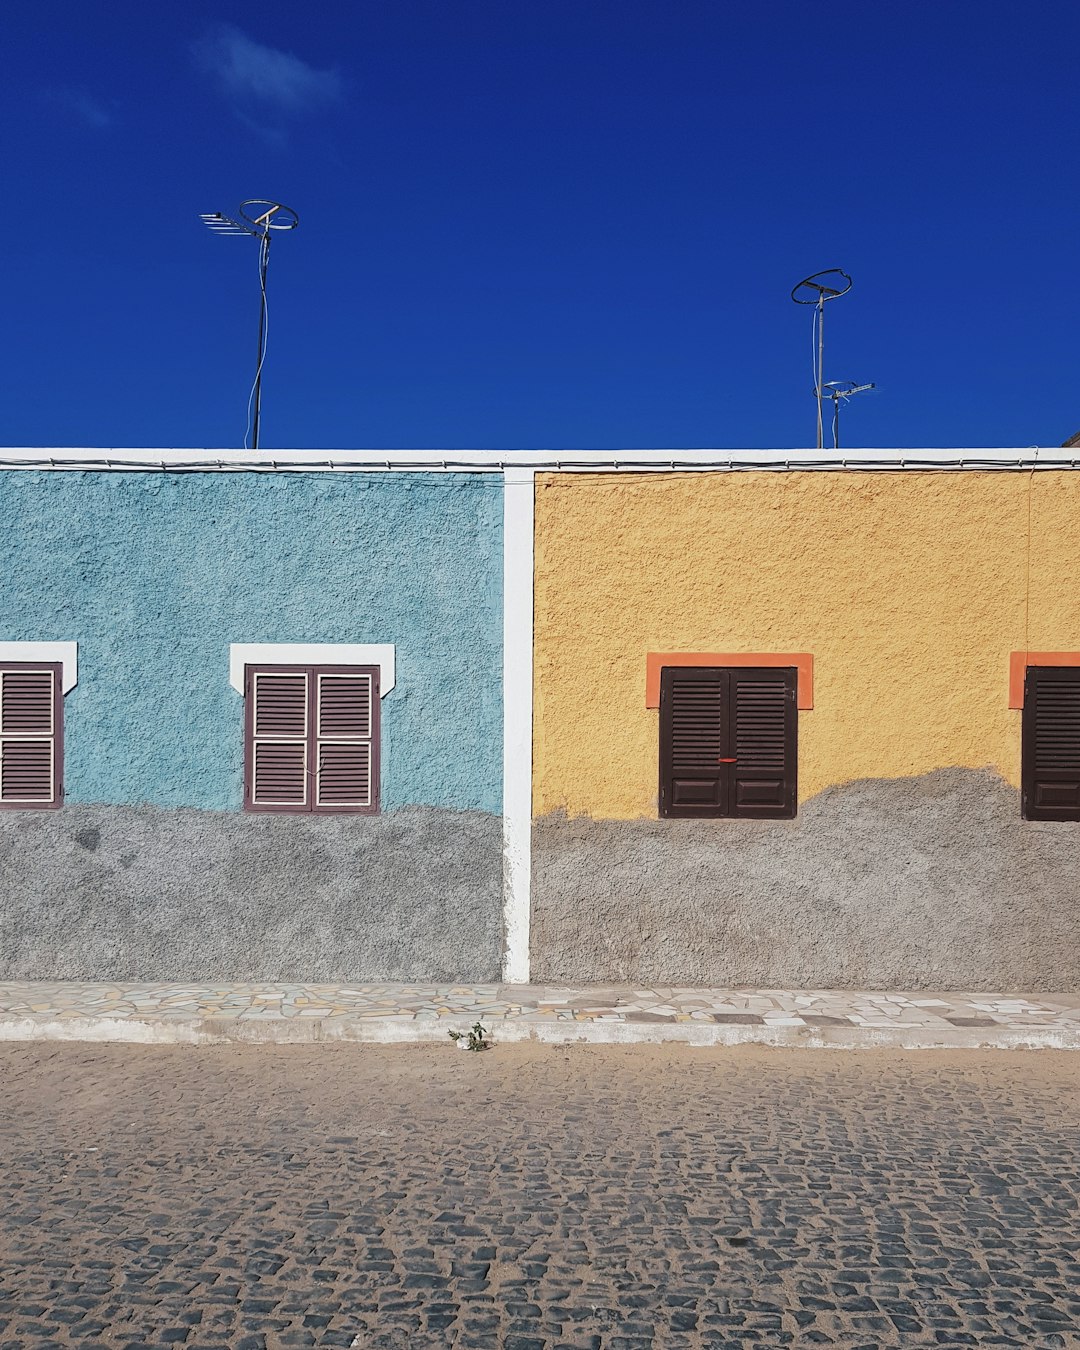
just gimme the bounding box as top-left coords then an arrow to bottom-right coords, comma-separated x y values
502,468 -> 535,983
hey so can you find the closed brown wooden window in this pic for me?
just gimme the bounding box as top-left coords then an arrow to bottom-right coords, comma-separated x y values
1022,665 -> 1080,821
244,665 -> 379,814
0,662 -> 63,810
659,665 -> 796,819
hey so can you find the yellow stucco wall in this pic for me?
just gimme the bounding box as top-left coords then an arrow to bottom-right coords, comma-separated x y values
533,470 -> 1080,819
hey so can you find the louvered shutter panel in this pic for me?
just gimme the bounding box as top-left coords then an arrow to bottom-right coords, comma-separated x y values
315,667 -> 379,813
659,664 -> 797,819
1022,666 -> 1080,821
659,667 -> 728,817
730,668 -> 797,818
0,664 -> 62,808
246,668 -> 310,809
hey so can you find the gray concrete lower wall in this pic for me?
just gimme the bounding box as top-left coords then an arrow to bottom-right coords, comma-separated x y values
531,768 -> 1080,991
0,805 -> 503,982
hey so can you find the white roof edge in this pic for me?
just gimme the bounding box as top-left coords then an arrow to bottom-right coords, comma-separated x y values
0,447 -> 1074,472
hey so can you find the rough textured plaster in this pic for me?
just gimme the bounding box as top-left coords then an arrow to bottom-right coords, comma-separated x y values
0,471 -> 501,811
0,805 -> 502,981
533,471 -> 1080,817
531,769 -> 1080,991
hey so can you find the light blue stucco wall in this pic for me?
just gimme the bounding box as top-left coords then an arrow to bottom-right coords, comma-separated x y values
0,470 -> 502,812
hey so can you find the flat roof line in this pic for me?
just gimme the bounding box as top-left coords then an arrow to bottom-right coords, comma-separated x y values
0,448 -> 1074,473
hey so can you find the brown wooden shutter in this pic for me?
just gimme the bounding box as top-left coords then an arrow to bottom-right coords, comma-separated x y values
244,664 -> 380,815
659,664 -> 796,819
245,668 -> 310,811
1022,666 -> 1080,821
660,667 -> 728,817
730,668 -> 797,818
314,668 -> 379,813
0,663 -> 62,809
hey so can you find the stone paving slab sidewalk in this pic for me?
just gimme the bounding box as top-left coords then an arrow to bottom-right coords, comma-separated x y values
0,980 -> 1079,1048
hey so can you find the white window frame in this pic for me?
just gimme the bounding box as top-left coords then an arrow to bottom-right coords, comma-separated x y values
229,643 -> 395,696
0,641 -> 78,693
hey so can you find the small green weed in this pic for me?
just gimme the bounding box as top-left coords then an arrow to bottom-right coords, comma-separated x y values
449,1021 -> 491,1052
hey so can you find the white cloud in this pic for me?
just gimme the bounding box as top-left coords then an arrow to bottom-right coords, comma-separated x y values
194,24 -> 343,114
43,87 -> 113,129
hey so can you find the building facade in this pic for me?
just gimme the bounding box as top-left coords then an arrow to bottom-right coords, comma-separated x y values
530,464 -> 1080,991
0,462 -> 503,981
2,449 -> 1079,989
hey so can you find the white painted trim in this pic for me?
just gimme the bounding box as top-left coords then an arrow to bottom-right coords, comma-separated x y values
502,467 -> 535,983
229,643 -> 395,695
0,641 -> 78,693
0,447 -> 1076,474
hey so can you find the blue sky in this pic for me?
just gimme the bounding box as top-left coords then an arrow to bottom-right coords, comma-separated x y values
4,0 -> 1078,449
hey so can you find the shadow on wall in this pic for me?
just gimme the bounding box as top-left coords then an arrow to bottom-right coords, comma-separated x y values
531,767 -> 1080,992
0,805 -> 503,983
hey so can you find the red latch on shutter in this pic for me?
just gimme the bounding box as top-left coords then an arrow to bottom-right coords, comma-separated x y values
717,757 -> 737,763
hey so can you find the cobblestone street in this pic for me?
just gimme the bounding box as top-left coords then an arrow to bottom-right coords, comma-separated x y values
1,1044 -> 1078,1349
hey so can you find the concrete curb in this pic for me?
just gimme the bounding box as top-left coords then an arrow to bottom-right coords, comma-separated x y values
2,1013 -> 1079,1051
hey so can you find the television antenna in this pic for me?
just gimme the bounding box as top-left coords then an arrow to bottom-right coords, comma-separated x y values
820,380 -> 876,450
790,268 -> 852,450
199,199 -> 299,450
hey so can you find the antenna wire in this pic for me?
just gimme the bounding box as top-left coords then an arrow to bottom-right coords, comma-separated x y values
245,232 -> 271,450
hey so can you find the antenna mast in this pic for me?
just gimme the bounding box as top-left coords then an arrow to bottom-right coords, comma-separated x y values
790,269 -> 852,449
819,381 -> 876,450
200,199 -> 299,450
